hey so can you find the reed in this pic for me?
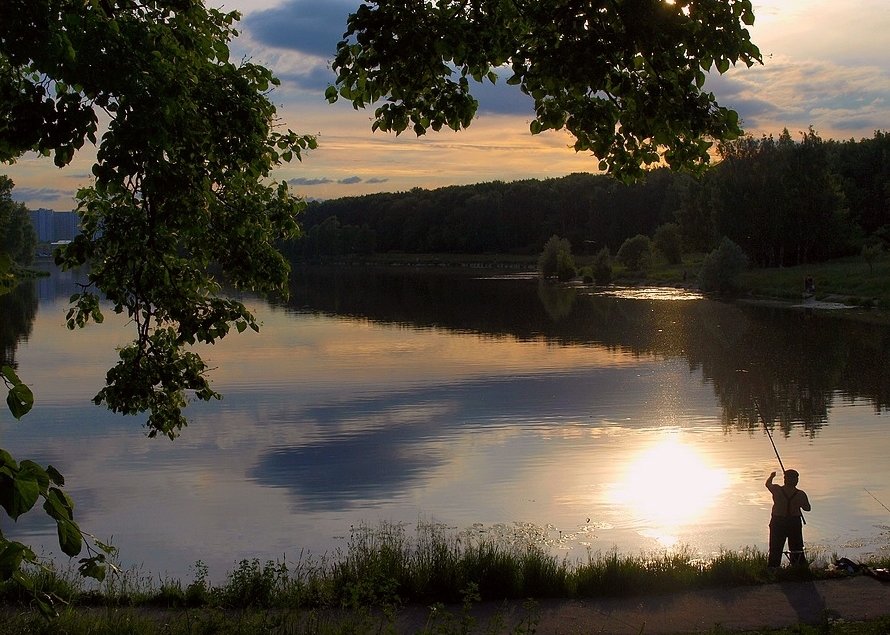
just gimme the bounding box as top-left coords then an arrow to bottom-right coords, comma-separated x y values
2,520 -> 889,634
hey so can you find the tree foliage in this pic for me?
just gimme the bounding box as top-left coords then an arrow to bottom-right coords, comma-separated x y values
1,0 -> 313,599
0,176 -> 35,267
705,129 -> 851,267
616,234 -> 652,271
1,0 -> 314,435
329,0 -> 762,179
591,247 -> 613,285
653,222 -> 683,265
698,236 -> 747,294
294,131 -> 889,267
539,234 -> 575,280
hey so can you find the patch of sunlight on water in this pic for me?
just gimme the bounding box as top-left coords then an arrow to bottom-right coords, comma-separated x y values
607,433 -> 731,548
595,286 -> 705,301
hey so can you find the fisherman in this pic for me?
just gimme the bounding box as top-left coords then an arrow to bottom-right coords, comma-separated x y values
766,469 -> 811,567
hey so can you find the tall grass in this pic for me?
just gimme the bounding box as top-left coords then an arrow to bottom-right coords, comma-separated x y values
3,520 -> 877,614
2,521 -> 889,634
738,255 -> 890,308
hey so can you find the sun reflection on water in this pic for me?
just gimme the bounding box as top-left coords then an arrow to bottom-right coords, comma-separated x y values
608,435 -> 730,547
595,286 -> 704,301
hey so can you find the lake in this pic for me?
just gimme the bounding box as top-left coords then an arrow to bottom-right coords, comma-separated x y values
1,264 -> 889,583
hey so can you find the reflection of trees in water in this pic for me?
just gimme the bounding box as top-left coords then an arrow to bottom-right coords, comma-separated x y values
536,280 -> 576,322
285,267 -> 890,433
679,303 -> 843,436
0,281 -> 38,369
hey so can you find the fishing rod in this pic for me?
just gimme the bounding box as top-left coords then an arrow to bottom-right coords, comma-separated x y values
754,398 -> 806,525
737,369 -> 805,524
864,489 -> 890,515
752,397 -> 786,473
736,370 -> 787,471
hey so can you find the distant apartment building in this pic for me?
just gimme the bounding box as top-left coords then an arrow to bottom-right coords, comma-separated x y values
29,208 -> 80,243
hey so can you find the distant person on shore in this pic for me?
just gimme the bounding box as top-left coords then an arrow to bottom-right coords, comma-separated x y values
766,469 -> 811,567
804,275 -> 815,295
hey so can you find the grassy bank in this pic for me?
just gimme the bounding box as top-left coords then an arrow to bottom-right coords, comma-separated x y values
310,251 -> 890,309
2,522 -> 889,633
737,256 -> 890,308
609,252 -> 890,309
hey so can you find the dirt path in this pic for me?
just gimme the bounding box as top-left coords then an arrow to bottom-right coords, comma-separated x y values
391,575 -> 890,634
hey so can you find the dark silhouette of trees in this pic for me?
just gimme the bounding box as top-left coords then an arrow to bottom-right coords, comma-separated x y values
289,131 -> 889,268
705,129 -> 853,267
0,176 -> 36,267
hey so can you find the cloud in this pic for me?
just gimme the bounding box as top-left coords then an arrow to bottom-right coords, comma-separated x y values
715,56 -> 890,137
11,186 -> 72,202
289,175 -> 390,186
273,61 -> 336,92
242,3 -> 536,114
472,70 -> 535,116
288,176 -> 333,186
242,0 -> 357,58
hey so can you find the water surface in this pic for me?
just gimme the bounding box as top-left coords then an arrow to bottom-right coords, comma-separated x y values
1,266 -> 888,581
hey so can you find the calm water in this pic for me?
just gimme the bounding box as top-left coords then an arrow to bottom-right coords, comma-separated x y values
1,265 -> 889,582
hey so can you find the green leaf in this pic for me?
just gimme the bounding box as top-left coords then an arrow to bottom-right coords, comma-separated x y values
78,555 -> 107,581
0,449 -> 14,469
1,474 -> 40,520
1,365 -> 20,385
43,487 -> 75,521
18,461 -> 50,493
7,382 -> 34,419
0,542 -> 33,579
56,519 -> 83,557
46,465 -> 65,486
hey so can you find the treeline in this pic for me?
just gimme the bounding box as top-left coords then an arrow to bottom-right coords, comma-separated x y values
0,176 -> 35,267
282,130 -> 890,267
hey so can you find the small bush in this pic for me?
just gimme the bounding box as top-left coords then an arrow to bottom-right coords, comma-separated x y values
539,235 -> 575,280
591,247 -> 612,285
217,559 -> 288,608
698,237 -> 748,294
616,234 -> 653,271
653,222 -> 683,264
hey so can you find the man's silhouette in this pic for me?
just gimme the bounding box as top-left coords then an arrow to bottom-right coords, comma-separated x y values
766,469 -> 811,567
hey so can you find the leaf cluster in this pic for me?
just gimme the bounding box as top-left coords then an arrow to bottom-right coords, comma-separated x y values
2,1 -> 314,437
329,0 -> 762,180
1,0 -> 313,606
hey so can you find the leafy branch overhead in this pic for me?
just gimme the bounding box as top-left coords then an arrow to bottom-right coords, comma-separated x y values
1,0 -> 315,438
1,0 -> 313,603
329,0 -> 762,179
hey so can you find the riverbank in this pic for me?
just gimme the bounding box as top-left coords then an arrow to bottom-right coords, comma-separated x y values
298,252 -> 890,310
3,521 -> 890,633
3,574 -> 890,634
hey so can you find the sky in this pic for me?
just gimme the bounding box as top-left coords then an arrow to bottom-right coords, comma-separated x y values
6,0 -> 890,210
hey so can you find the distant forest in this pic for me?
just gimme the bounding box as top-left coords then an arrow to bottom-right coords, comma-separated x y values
282,130 -> 890,268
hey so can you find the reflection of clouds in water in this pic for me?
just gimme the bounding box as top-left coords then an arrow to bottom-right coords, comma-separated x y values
244,366 -> 711,510
249,425 -> 443,510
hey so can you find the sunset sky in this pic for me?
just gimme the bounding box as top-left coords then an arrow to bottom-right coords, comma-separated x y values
6,0 -> 890,210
